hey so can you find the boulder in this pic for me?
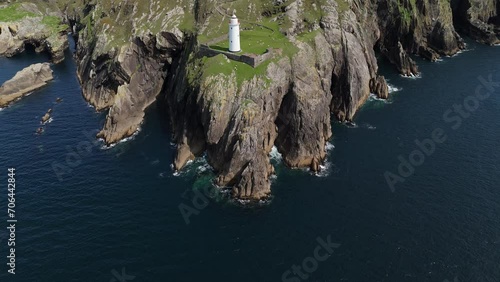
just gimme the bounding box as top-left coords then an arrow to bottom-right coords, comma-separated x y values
41,108 -> 52,123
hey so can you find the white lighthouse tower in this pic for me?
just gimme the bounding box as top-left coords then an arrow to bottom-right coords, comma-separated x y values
229,13 -> 241,52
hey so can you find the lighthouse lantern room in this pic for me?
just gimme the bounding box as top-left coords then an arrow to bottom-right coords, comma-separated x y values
229,14 -> 241,52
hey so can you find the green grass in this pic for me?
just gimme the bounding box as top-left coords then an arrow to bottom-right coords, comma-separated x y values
209,20 -> 297,57
0,3 -> 68,34
297,29 -> 321,44
42,16 -> 69,33
335,0 -> 350,14
200,18 -> 298,88
210,25 -> 279,55
200,53 -> 274,88
0,3 -> 35,22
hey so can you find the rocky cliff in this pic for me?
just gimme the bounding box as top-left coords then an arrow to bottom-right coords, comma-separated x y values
452,0 -> 500,45
1,0 -> 499,200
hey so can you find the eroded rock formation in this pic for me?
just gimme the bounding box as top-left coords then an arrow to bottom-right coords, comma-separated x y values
2,0 -> 499,200
0,3 -> 69,63
0,63 -> 53,107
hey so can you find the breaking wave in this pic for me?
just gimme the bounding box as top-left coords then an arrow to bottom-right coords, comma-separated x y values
42,117 -> 54,125
401,73 -> 422,79
388,84 -> 402,93
269,146 -> 282,162
100,126 -> 142,150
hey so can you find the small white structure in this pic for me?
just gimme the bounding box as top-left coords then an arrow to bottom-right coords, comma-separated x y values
229,14 -> 241,52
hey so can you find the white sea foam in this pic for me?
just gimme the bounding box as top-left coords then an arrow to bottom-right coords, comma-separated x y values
364,124 -> 376,130
369,93 -> 387,102
100,126 -> 141,150
401,73 -> 421,79
42,117 -> 54,125
315,161 -> 332,178
325,142 -> 335,152
388,84 -> 402,93
452,47 -> 473,57
196,161 -> 212,174
269,146 -> 282,161
0,107 -> 4,112
237,199 -> 251,205
343,121 -> 358,128
172,154 -> 213,177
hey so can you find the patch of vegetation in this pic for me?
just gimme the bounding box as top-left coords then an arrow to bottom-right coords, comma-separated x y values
296,29 -> 321,45
395,0 -> 417,27
42,16 -> 69,33
199,53 -> 275,88
210,23 -> 288,55
335,0 -> 350,14
399,6 -> 412,26
303,0 -> 326,27
0,3 -> 35,22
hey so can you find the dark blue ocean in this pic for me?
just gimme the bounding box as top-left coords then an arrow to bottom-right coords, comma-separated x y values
0,38 -> 499,282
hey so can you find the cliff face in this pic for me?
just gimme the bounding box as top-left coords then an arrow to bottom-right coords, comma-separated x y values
452,0 -> 500,45
163,0 -> 467,199
2,0 -> 499,200
377,0 -> 465,75
69,0 -> 192,144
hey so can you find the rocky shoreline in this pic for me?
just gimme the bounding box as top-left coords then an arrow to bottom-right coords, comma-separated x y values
0,63 -> 53,107
1,0 -> 499,200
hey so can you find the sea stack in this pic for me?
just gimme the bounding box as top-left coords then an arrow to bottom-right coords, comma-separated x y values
0,63 -> 53,107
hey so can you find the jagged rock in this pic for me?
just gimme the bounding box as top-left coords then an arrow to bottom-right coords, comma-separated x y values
0,3 -> 68,63
0,63 -> 53,107
452,0 -> 500,45
377,0 -> 465,75
41,108 -> 52,123
276,39 -> 332,171
370,76 -> 389,99
95,37 -> 166,145
23,0 -> 497,200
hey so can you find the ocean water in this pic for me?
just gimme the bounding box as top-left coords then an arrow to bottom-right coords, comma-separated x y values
0,38 -> 499,282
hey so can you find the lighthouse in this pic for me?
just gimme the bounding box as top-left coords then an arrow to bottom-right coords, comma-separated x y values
229,14 -> 241,52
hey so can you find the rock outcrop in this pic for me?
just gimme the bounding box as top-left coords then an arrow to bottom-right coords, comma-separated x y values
0,63 -> 53,107
377,0 -> 465,75
72,0 -> 189,145
3,0 -> 498,200
0,3 -> 69,63
452,0 -> 500,45
41,108 -> 52,124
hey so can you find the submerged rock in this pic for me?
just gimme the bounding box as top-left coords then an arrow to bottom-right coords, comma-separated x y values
0,63 -> 53,107
41,108 -> 52,124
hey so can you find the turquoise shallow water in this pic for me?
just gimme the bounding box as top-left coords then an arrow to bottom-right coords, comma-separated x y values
0,39 -> 499,282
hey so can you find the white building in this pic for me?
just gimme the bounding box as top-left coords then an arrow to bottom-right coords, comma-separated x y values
229,14 -> 241,52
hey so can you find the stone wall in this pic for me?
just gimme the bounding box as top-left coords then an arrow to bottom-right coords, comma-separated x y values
199,45 -> 278,68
